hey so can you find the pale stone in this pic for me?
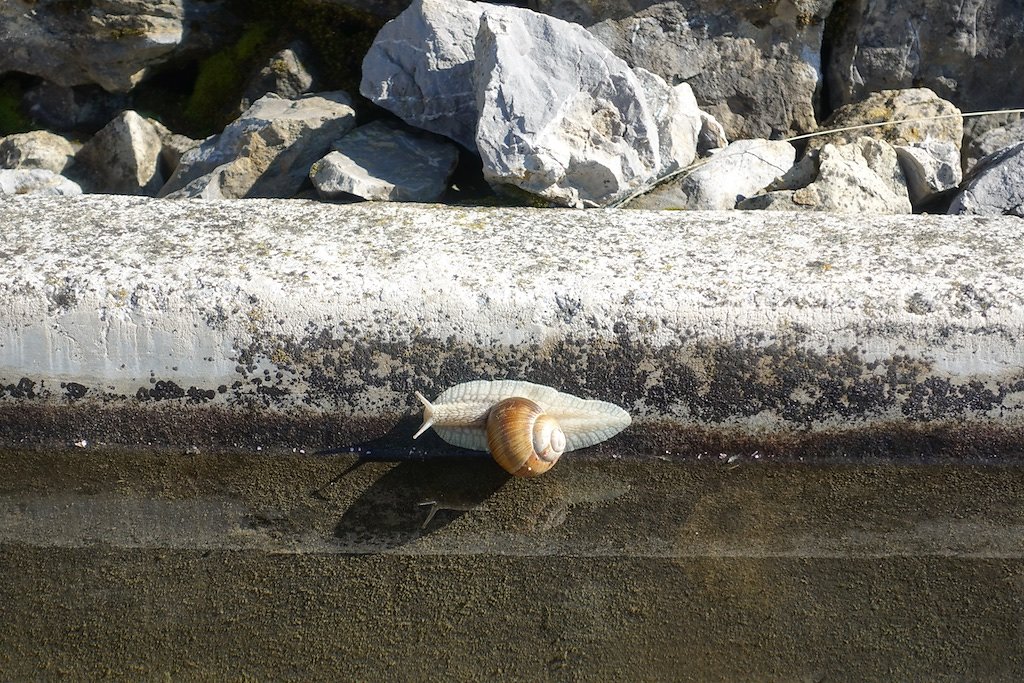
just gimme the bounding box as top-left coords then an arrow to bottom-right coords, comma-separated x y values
739,137 -> 912,214
360,0 -> 487,150
0,169 -> 82,196
630,139 -> 796,210
0,131 -> 76,174
894,140 -> 962,207
473,6 -> 706,207
310,121 -> 460,202
75,110 -> 165,195
811,88 -> 963,152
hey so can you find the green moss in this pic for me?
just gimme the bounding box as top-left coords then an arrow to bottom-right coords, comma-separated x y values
109,26 -> 149,40
182,22 -> 273,134
0,79 -> 32,136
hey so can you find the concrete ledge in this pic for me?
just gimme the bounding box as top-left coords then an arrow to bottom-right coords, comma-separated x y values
2,195 -> 1024,457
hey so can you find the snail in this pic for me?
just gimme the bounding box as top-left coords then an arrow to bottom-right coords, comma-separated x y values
413,380 -> 631,477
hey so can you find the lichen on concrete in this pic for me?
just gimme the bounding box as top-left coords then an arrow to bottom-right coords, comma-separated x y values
1,195 -> 1024,455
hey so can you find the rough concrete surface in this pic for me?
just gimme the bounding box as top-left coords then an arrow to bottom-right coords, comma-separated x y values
2,449 -> 1024,680
1,196 -> 1024,457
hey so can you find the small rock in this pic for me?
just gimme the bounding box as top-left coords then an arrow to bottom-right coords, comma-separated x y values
629,139 -> 796,210
811,88 -> 963,152
0,131 -> 77,174
360,0 -> 485,150
894,140 -> 962,207
739,137 -> 912,214
310,121 -> 460,202
75,111 -> 165,195
240,42 -> 317,113
160,91 -> 356,199
0,169 -> 82,196
948,141 -> 1024,217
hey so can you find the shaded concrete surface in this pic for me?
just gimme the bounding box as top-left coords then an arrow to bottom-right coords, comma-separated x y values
3,196 -> 1024,456
2,447 -> 1024,680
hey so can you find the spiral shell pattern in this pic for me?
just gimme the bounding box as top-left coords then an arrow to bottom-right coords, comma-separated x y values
486,397 -> 565,477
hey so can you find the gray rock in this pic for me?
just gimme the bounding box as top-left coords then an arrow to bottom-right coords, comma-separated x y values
360,0 -> 486,150
75,111 -> 165,195
629,139 -> 795,210
0,169 -> 82,196
310,121 -> 460,202
0,131 -> 77,174
948,142 -> 1024,217
473,5 -> 709,207
811,89 -> 963,152
894,141 -> 962,207
240,42 -> 317,113
1,0 -> 235,93
739,137 -> 912,214
160,91 -> 356,199
582,1 -> 827,141
826,0 -> 1024,116
964,119 -> 1024,172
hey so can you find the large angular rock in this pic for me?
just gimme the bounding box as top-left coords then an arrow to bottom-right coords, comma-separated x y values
810,89 -> 963,152
0,131 -> 77,174
826,0 -> 1024,116
948,142 -> 1024,217
473,6 -> 708,207
363,0 -> 719,207
1,0 -> 235,92
0,169 -> 82,196
160,92 -> 356,199
310,121 -> 460,202
739,137 -> 912,214
577,1 -> 828,140
360,0 -> 486,150
629,139 -> 796,210
75,111 -> 165,195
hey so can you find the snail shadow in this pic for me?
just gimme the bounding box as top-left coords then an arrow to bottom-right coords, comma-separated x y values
332,456 -> 511,552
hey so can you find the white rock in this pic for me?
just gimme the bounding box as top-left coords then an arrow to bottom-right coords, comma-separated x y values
630,139 -> 796,210
360,0 -> 485,150
948,141 -> 1024,217
76,111 -> 164,195
310,121 -> 460,202
160,92 -> 356,199
895,140 -> 962,206
0,169 -> 81,196
739,137 -> 912,214
0,131 -> 77,174
473,6 -> 706,207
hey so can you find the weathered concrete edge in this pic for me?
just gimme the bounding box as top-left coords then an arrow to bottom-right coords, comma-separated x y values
2,195 -> 1023,458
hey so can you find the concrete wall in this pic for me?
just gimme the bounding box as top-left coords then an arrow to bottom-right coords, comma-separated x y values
2,195 -> 1023,458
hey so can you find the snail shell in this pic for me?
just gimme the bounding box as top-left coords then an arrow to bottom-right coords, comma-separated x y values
412,380 -> 631,477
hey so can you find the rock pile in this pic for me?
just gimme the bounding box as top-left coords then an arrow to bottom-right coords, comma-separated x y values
0,0 -> 1022,216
